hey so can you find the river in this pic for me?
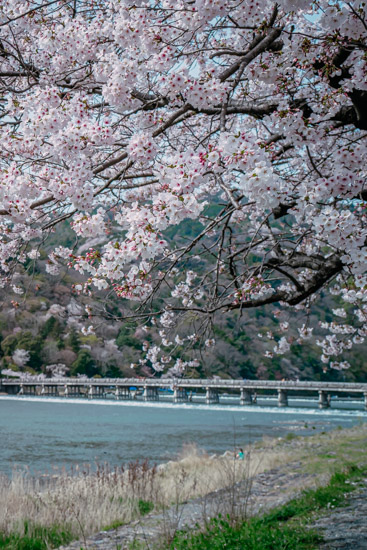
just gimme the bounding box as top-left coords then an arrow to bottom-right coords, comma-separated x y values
0,395 -> 366,477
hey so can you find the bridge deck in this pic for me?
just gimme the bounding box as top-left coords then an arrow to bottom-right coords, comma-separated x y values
1,378 -> 367,393
2,378 -> 366,409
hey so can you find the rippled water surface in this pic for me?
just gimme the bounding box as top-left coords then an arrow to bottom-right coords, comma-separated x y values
0,395 -> 366,476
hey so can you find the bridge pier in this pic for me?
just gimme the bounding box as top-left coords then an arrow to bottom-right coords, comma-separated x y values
67,385 -> 79,397
88,385 -> 95,399
71,385 -> 80,397
22,384 -> 36,396
115,386 -> 131,400
364,393 -> 367,410
278,389 -> 288,407
205,387 -> 219,404
173,387 -> 188,403
240,388 -> 253,405
318,390 -> 330,409
143,386 -> 159,401
3,383 -> 14,395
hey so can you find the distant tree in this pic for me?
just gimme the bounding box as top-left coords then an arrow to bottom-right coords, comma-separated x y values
15,332 -> 43,370
57,338 -> 65,350
41,340 -> 61,366
71,350 -> 97,378
40,316 -> 63,340
68,328 -> 81,354
105,364 -> 122,378
57,349 -> 77,368
1,334 -> 18,358
12,349 -> 30,368
2,332 -> 42,370
116,327 -> 142,351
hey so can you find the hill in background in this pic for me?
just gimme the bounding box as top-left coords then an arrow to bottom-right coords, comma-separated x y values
1,220 -> 365,383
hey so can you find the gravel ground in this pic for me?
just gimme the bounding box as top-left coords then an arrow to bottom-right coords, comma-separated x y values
308,482 -> 367,550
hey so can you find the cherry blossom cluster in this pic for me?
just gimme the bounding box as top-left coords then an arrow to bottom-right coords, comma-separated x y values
233,277 -> 275,304
0,0 -> 366,372
71,209 -> 108,238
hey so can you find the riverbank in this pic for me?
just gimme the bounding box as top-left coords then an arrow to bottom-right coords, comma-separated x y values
56,422 -> 367,549
1,422 -> 366,549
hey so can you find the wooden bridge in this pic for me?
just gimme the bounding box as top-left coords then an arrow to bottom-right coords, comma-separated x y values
1,378 -> 367,409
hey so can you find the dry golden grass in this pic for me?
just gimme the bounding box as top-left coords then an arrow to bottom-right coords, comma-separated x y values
0,444 -> 274,540
0,461 -> 156,539
160,442 -> 295,502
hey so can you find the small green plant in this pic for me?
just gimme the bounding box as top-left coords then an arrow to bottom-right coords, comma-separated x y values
101,520 -> 125,531
138,499 -> 154,516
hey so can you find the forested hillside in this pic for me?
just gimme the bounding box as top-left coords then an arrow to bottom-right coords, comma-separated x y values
0,222 -> 366,383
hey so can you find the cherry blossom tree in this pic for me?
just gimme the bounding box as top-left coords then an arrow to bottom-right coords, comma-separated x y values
0,0 -> 366,374
11,348 -> 30,368
45,363 -> 69,377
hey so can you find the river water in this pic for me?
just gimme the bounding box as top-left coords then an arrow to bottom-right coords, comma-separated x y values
0,395 -> 366,477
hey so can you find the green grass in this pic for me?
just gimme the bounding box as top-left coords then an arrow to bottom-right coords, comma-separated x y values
138,499 -> 154,516
0,522 -> 73,550
169,517 -> 320,550
168,464 -> 365,550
